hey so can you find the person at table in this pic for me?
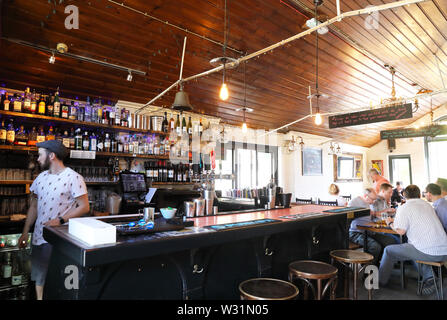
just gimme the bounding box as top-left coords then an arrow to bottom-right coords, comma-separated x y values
369,168 -> 390,194
328,183 -> 347,206
370,183 -> 396,219
379,185 -> 447,295
348,188 -> 398,266
436,177 -> 447,199
425,183 -> 447,232
391,181 -> 404,207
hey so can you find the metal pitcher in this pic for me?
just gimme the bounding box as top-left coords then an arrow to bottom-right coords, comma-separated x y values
194,199 -> 205,217
184,201 -> 196,218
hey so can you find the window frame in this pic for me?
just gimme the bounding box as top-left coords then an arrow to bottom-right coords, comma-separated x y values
388,154 -> 413,186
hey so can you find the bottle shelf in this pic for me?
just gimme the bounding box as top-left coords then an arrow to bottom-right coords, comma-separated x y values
0,180 -> 33,185
0,110 -> 168,135
0,145 -> 191,161
0,245 -> 30,253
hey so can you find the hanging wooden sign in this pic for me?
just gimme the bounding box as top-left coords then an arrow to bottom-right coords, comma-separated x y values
328,103 -> 413,129
380,125 -> 447,140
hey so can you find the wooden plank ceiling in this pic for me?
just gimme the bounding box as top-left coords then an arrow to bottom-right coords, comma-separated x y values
0,0 -> 446,147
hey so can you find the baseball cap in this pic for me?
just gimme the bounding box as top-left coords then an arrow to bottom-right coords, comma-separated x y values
36,139 -> 69,160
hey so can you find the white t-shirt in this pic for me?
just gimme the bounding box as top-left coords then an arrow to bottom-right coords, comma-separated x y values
348,196 -> 369,209
393,198 -> 447,256
30,167 -> 87,245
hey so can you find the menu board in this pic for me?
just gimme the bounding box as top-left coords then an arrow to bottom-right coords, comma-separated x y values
328,103 -> 413,129
380,125 -> 447,140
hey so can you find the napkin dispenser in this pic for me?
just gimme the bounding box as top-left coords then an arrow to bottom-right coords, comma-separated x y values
69,217 -> 116,246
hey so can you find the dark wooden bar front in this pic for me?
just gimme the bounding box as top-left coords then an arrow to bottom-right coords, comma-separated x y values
42,205 -> 368,300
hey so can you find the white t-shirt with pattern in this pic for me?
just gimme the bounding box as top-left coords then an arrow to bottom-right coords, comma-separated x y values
30,167 -> 87,245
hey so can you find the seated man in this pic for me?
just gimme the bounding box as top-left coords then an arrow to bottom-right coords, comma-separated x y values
379,185 -> 447,295
348,188 -> 398,266
391,181 -> 404,207
370,183 -> 396,219
425,183 -> 447,232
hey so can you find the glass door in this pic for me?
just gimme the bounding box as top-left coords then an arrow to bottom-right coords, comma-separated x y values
389,155 -> 412,187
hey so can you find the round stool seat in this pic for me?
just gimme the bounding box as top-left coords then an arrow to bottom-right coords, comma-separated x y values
239,278 -> 299,300
330,250 -> 374,264
289,260 -> 338,280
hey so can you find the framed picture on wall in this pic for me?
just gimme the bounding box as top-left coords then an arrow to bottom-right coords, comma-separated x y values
371,160 -> 384,176
302,147 -> 323,176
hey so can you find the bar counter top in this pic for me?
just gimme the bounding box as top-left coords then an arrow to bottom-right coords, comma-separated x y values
43,204 -> 368,268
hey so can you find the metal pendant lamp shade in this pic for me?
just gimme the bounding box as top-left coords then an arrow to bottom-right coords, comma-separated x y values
172,87 -> 193,111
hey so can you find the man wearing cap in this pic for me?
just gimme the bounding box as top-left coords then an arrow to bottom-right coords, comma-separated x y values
18,140 -> 89,300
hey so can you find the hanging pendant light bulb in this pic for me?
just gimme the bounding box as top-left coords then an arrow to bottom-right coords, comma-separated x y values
219,80 -> 229,100
315,108 -> 322,125
242,122 -> 248,133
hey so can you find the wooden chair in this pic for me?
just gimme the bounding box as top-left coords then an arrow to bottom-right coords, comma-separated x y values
330,250 -> 374,300
416,260 -> 447,300
296,197 -> 312,204
239,278 -> 299,300
288,260 -> 338,300
318,199 -> 338,206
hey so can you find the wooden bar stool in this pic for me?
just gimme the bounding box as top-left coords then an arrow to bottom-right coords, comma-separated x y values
239,278 -> 299,300
416,260 -> 447,300
330,250 -> 374,300
288,260 -> 338,300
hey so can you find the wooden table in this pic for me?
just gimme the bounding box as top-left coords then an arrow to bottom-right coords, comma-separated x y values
356,221 -> 405,289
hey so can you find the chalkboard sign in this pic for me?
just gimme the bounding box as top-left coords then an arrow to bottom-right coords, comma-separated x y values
329,103 -> 413,129
302,147 -> 323,176
380,125 -> 447,140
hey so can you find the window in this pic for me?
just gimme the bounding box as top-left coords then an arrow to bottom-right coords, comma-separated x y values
389,155 -> 412,186
337,157 -> 354,179
425,115 -> 447,183
213,142 -> 278,194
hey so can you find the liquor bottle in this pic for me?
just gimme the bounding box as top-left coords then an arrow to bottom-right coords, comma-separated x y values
0,120 -> 6,145
28,127 -> 38,146
74,128 -> 82,150
6,119 -> 15,145
2,253 -> 12,281
38,93 -> 46,115
162,161 -> 168,183
182,113 -> 187,135
91,99 -> 99,123
69,128 -> 75,149
23,87 -> 31,113
109,103 -> 116,126
3,92 -> 10,111
13,93 -> 22,113
142,135 -> 149,155
111,133 -> 117,153
15,125 -> 28,146
30,89 -> 37,114
115,105 -> 121,126
187,116 -> 193,137
164,137 -> 170,156
132,134 -> 139,154
62,130 -> 70,148
175,114 -> 181,136
183,163 -> 188,182
89,132 -> 97,151
53,88 -> 61,117
96,132 -> 104,152
84,97 -> 92,123
102,105 -> 109,125
138,136 -> 145,155
77,99 -> 85,122
82,131 -> 90,151
97,99 -> 103,124
169,113 -> 175,133
168,162 -> 174,182
46,94 -> 54,116
123,136 -> 129,153
37,126 -> 46,144
117,135 -> 123,153
152,161 -> 158,182
153,135 -> 160,155
61,100 -> 69,119
55,127 -> 63,143
128,135 -> 134,154
11,253 -> 22,286
145,162 -> 152,181
69,101 -> 77,120
0,92 -> 3,109
162,112 -> 169,133
104,133 -> 111,152
46,126 -> 55,141
147,135 -> 153,155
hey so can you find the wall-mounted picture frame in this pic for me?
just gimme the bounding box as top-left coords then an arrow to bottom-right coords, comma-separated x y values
371,160 -> 384,176
302,147 -> 323,176
333,152 -> 363,182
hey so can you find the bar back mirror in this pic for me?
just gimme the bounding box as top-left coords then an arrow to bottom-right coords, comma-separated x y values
333,153 -> 363,182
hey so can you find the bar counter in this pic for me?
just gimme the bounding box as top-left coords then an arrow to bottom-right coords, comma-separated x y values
43,205 -> 369,300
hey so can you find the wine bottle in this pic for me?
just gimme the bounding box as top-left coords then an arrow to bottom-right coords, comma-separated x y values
53,88 -> 61,117
0,119 -> 6,145
162,112 -> 169,133
46,94 -> 54,116
82,131 -> 90,151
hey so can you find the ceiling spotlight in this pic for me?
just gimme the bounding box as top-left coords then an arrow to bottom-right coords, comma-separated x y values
127,71 -> 133,81
49,53 -> 56,64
